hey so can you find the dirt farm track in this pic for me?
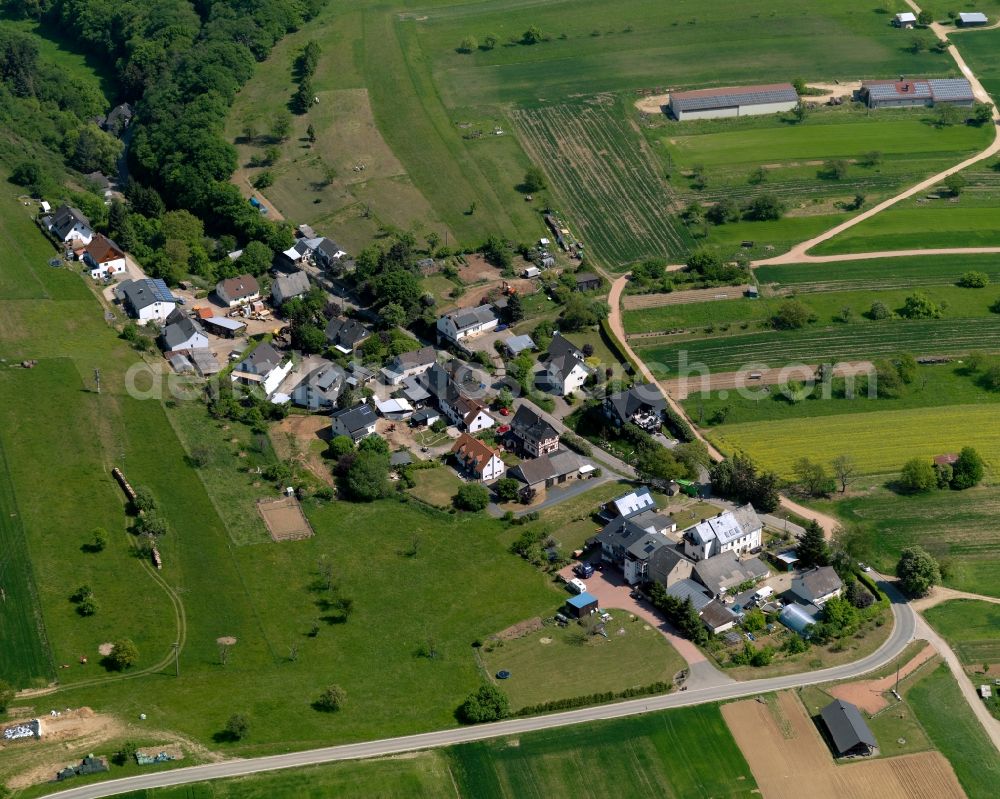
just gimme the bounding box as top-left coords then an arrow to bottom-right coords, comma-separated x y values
722,692 -> 965,799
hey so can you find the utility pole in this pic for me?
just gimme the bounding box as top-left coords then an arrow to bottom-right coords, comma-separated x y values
94,368 -> 101,395
172,642 -> 180,677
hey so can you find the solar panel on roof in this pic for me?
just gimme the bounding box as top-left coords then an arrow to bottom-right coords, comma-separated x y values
673,85 -> 798,112
928,79 -> 974,101
149,278 -> 177,303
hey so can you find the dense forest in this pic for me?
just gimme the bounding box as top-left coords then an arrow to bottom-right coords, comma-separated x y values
1,0 -> 326,283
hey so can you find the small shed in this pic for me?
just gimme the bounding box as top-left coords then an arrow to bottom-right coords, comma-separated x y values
411,408 -> 440,428
203,316 -> 247,338
894,11 -> 917,28
820,699 -> 877,757
980,684 -> 993,699
574,272 -> 601,292
565,591 -> 599,618
775,550 -> 799,572
505,334 -> 536,355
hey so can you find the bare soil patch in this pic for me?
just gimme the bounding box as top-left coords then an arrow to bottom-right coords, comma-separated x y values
456,254 -> 499,285
495,617 -> 544,641
270,414 -> 334,487
257,496 -> 314,541
634,93 -> 670,114
828,643 -> 937,714
723,691 -> 964,799
623,285 -> 747,310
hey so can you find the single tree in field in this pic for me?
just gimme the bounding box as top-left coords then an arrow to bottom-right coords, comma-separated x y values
483,33 -> 498,49
900,458 -> 936,492
831,454 -> 857,493
944,173 -> 966,196
425,231 -> 440,253
108,638 -> 139,671
225,714 -> 249,740
797,520 -> 829,569
459,36 -> 477,53
522,165 -> 547,193
459,683 -> 509,723
315,684 -> 347,712
896,546 -> 940,597
270,111 -> 292,142
306,123 -> 317,143
454,483 -> 490,511
950,446 -> 984,489
242,123 -> 257,143
917,9 -> 933,26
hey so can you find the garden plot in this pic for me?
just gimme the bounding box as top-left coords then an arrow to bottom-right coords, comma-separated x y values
257,496 -> 314,542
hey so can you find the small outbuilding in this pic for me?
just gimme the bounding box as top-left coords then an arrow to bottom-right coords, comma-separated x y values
820,699 -> 877,757
565,591 -> 599,618
894,11 -> 917,28
958,12 -> 988,26
779,602 -> 820,636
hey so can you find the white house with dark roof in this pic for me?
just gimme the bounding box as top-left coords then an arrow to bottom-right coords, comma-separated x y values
509,405 -> 559,457
47,205 -> 94,245
115,278 -> 178,324
669,83 -> 799,121
216,274 -> 260,307
682,505 -> 762,561
436,304 -> 498,344
331,403 -> 378,442
160,313 -> 208,354
230,342 -> 292,396
542,334 -> 591,396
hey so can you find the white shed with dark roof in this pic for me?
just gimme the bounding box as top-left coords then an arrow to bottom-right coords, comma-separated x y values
669,83 -> 799,121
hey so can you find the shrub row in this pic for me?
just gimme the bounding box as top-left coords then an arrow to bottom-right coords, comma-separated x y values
513,681 -> 672,717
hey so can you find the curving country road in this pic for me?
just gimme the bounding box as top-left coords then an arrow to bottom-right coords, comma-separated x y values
42,581 -> 917,799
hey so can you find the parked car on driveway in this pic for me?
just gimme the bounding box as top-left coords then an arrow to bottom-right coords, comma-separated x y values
574,563 -> 594,579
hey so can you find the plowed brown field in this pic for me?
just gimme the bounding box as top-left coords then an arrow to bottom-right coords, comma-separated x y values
722,691 -> 966,799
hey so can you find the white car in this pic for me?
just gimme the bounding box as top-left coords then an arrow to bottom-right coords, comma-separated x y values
567,578 -> 587,594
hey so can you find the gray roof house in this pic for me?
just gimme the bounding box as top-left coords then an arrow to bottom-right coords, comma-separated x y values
47,205 -> 94,244
604,383 -> 667,431
665,578 -> 714,612
331,403 -> 378,442
693,552 -> 769,597
325,317 -> 371,353
380,346 -> 437,386
160,314 -> 208,353
116,278 -> 178,324
700,599 -> 738,633
606,486 -> 657,519
820,699 -> 877,757
682,505 -> 763,561
645,542 -> 694,588
291,363 -> 344,410
542,334 -> 591,396
669,83 -> 799,121
231,342 -> 293,396
511,449 -> 582,494
271,270 -> 311,305
790,566 -> 843,606
436,304 -> 498,344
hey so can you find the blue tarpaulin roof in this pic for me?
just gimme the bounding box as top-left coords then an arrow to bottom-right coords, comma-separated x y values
566,592 -> 598,608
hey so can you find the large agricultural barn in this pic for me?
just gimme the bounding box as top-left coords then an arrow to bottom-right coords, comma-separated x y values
668,83 -> 799,121
859,78 -> 975,109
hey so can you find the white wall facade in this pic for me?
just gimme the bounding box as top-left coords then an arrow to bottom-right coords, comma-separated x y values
136,301 -> 177,325
675,100 -> 796,121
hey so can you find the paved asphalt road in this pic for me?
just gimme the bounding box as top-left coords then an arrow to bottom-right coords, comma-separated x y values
44,580 -> 916,799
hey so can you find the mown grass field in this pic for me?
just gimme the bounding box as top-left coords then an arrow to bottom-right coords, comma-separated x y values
709,403 -> 1000,479
683,363 -> 1000,427
448,704 -> 758,799
832,487 -> 1000,597
479,617 -> 684,710
512,99 -> 692,265
907,662 -> 1000,799
623,284 -> 1000,333
405,466 -> 464,509
637,316 -> 1000,373
422,0 -> 946,107
755,253 -> 1000,292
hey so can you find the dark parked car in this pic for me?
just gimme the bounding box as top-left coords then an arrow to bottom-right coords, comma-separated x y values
574,563 -> 594,579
